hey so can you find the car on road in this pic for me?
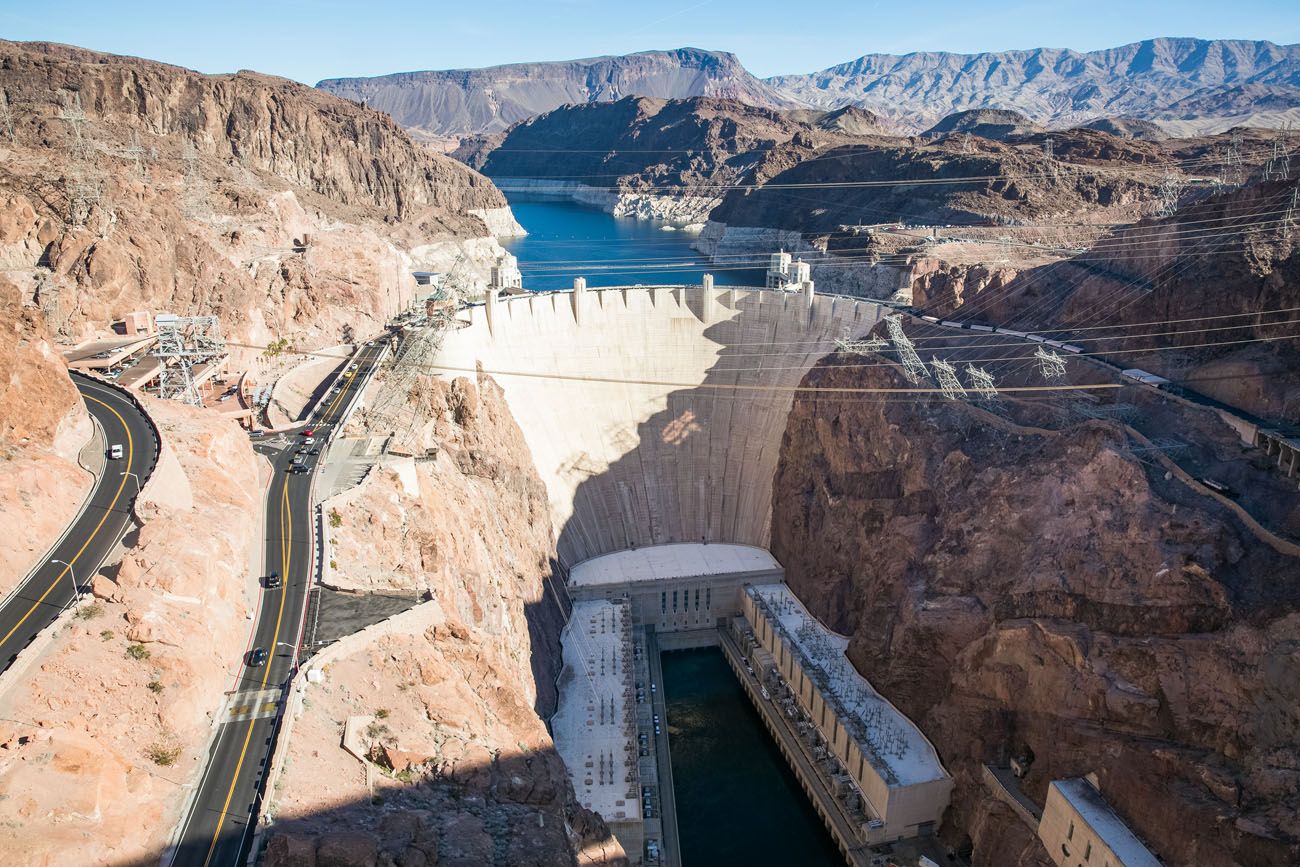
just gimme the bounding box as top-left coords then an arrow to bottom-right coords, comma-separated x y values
290,463 -> 310,474
264,572 -> 281,589
247,647 -> 268,667
301,428 -> 314,438
108,444 -> 124,460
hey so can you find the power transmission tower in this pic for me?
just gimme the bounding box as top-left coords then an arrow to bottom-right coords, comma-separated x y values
883,314 -> 929,383
965,364 -> 998,399
122,129 -> 148,180
181,140 -> 208,220
1283,183 -> 1299,241
1221,131 -> 1245,188
1155,172 -> 1184,217
1034,345 -> 1068,380
1041,136 -> 1058,182
0,89 -> 14,141
1265,137 -> 1292,182
834,327 -> 887,356
59,91 -> 101,225
930,358 -> 967,400
154,315 -> 227,405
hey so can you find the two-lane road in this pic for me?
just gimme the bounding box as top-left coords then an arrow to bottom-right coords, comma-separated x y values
171,341 -> 384,867
0,374 -> 158,673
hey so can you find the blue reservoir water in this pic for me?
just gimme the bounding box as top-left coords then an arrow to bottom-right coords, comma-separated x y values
662,649 -> 844,867
502,195 -> 764,292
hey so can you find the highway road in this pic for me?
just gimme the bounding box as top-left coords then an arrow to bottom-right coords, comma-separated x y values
0,373 -> 158,673
170,340 -> 385,867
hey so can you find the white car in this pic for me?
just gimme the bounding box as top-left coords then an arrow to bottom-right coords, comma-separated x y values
109,444 -> 124,460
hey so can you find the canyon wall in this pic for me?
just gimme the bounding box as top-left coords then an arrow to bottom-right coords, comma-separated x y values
771,359 -> 1300,867
265,372 -> 623,866
0,40 -> 517,360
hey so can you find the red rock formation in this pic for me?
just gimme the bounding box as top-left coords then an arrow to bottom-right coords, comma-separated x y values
771,359 -> 1300,867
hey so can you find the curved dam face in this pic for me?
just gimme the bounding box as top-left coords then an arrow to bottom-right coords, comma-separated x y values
436,284 -> 884,568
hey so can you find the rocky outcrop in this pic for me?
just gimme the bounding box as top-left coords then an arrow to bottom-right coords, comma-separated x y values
0,398 -> 261,865
318,48 -> 796,138
267,372 -> 621,865
475,96 -> 835,224
766,38 -> 1300,133
0,275 -> 92,595
924,109 -> 1043,141
0,40 -> 515,357
771,358 -> 1300,867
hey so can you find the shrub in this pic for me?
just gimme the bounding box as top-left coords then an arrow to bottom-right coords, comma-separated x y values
99,629 -> 115,641
145,744 -> 180,766
328,509 -> 342,529
147,680 -> 165,694
75,603 -> 103,621
126,643 -> 151,660
375,708 -> 389,720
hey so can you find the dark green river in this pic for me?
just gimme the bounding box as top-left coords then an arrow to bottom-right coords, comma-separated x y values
662,648 -> 843,867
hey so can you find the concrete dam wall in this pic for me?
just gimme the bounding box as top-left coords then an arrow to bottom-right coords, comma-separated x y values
436,283 -> 884,568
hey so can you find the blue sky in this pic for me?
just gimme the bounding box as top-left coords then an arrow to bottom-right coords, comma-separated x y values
4,0 -> 1298,84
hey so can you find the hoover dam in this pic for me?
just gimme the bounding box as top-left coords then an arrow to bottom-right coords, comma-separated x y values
436,279 -> 880,566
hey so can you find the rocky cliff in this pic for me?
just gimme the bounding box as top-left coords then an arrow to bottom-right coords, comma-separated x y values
0,275 -> 92,595
767,38 -> 1300,133
318,48 -> 795,139
0,40 -> 516,357
771,359 -> 1300,867
265,372 -> 621,866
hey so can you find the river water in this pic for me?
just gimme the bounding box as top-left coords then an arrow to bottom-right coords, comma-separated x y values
502,195 -> 764,291
662,649 -> 843,867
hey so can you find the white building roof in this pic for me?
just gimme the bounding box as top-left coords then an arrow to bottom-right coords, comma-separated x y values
551,600 -> 639,823
569,543 -> 782,589
1054,778 -> 1162,867
749,583 -> 949,787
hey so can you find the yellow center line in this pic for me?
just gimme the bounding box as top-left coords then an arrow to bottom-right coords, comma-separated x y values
201,476 -> 293,866
0,392 -> 134,648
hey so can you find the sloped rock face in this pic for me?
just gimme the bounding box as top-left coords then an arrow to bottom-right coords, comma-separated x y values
0,40 -> 512,354
0,275 -> 90,595
771,359 -> 1300,867
267,373 -> 623,866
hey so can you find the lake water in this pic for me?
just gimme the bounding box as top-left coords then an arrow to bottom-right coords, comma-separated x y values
502,195 -> 764,292
662,648 -> 843,867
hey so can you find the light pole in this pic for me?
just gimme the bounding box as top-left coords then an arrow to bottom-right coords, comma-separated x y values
276,641 -> 300,672
121,470 -> 141,495
50,558 -> 78,611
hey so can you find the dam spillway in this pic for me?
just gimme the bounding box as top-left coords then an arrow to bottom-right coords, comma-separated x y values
436,282 -> 883,568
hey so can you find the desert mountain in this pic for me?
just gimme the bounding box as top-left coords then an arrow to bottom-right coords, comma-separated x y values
317,48 -> 795,140
766,38 -> 1300,132
924,108 -> 1043,140
0,39 -> 513,354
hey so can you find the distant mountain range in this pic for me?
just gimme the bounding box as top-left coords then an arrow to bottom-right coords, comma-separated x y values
317,48 -> 793,140
319,39 -> 1300,140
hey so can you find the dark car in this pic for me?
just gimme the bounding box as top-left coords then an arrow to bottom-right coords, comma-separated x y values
290,463 -> 309,474
264,572 -> 282,589
247,647 -> 269,667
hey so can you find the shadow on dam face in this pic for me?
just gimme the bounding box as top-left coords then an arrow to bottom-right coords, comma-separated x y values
436,284 -> 885,568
